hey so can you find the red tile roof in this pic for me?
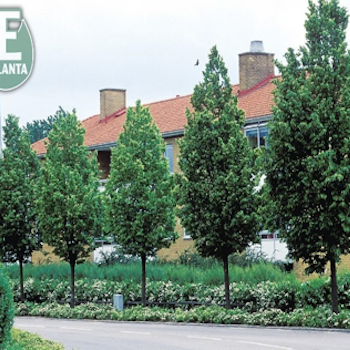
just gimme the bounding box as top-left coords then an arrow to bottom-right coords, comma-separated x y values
31,76 -> 276,156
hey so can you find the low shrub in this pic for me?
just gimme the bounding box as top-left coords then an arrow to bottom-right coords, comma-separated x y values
176,249 -> 267,269
15,303 -> 350,329
9,277 -> 320,312
0,264 -> 14,350
9,329 -> 64,350
296,277 -> 331,308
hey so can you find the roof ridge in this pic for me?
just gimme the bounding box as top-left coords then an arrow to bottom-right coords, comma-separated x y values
238,74 -> 276,97
143,93 -> 192,107
143,83 -> 240,107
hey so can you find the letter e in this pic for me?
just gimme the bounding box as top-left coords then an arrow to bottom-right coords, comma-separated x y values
0,10 -> 22,61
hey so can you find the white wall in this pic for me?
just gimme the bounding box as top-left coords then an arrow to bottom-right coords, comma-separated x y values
250,231 -> 290,262
93,243 -> 116,263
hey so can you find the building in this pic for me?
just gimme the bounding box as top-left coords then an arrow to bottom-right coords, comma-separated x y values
32,41 -> 288,262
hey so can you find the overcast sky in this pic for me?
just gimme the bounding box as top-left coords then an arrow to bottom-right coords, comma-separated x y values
1,0 -> 349,128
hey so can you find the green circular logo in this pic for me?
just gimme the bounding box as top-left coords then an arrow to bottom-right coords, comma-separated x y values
0,9 -> 34,91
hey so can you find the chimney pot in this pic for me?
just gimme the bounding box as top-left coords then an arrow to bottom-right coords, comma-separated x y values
250,40 -> 264,53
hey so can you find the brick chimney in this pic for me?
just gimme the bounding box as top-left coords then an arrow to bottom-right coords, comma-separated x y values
239,41 -> 274,91
100,88 -> 126,120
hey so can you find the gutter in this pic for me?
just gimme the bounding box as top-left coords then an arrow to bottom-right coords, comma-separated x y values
87,141 -> 116,152
162,129 -> 184,139
87,129 -> 185,152
244,114 -> 273,126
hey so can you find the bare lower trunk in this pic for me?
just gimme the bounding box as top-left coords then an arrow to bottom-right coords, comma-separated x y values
223,255 -> 231,310
19,257 -> 24,303
141,254 -> 146,307
70,260 -> 75,309
330,258 -> 339,314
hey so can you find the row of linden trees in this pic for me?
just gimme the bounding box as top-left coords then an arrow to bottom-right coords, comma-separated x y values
0,47 -> 258,310
0,0 -> 348,313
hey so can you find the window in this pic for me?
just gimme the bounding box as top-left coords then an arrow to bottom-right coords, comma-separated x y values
259,126 -> 268,147
164,144 -> 174,173
183,227 -> 191,239
244,124 -> 269,148
245,128 -> 258,148
259,230 -> 278,239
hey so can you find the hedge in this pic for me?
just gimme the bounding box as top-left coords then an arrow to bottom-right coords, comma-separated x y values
15,303 -> 350,329
0,264 -> 14,350
10,274 -> 350,311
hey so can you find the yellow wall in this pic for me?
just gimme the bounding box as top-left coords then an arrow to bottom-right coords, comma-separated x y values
158,218 -> 194,260
293,255 -> 350,281
32,243 -> 93,265
157,136 -> 195,260
32,243 -> 61,265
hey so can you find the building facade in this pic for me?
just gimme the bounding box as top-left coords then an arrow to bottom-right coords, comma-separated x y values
32,41 -> 285,263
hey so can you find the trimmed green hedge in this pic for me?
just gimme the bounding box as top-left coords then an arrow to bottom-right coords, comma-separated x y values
15,303 -> 350,329
11,274 -> 350,311
0,264 -> 14,350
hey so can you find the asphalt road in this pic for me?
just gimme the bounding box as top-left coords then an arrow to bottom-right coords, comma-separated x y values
14,317 -> 350,350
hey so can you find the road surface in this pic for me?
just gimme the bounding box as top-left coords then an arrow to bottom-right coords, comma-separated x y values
14,317 -> 350,350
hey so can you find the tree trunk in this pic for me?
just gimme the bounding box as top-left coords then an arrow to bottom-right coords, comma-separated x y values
223,255 -> 231,310
70,260 -> 75,309
330,257 -> 339,313
141,253 -> 146,307
19,256 -> 24,303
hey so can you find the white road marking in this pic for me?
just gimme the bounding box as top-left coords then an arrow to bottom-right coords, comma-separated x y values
187,336 -> 222,341
60,327 -> 93,331
120,331 -> 151,335
15,324 -> 45,328
237,341 -> 293,350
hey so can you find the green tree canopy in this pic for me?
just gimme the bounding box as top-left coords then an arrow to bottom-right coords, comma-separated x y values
265,0 -> 350,313
105,101 -> 177,306
178,46 -> 260,309
24,106 -> 67,144
36,109 -> 103,308
0,115 -> 40,302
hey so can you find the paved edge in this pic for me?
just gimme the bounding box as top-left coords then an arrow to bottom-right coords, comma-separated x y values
14,316 -> 350,333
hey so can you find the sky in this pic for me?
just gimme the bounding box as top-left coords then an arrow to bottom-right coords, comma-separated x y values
0,0 -> 349,128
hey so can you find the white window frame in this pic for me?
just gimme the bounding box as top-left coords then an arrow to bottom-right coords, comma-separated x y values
259,230 -> 278,240
244,123 -> 268,148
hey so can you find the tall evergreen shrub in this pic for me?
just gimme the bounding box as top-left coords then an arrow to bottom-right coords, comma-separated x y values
0,264 -> 14,349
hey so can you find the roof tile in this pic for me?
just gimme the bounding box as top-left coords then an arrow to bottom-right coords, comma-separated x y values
32,77 -> 276,155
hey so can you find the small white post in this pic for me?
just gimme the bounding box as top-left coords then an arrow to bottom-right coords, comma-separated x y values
113,294 -> 124,312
